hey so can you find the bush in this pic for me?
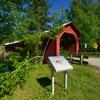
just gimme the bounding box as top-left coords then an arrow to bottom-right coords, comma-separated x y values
23,33 -> 42,57
0,53 -> 33,97
60,47 -> 69,58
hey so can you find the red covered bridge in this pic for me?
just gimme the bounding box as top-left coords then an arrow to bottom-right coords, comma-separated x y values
44,22 -> 80,62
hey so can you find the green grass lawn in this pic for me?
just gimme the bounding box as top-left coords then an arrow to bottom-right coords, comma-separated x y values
1,64 -> 100,100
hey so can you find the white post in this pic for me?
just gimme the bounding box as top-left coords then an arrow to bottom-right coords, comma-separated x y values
51,69 -> 55,95
64,71 -> 67,91
52,76 -> 54,95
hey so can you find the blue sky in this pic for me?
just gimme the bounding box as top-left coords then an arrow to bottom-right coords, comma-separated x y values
23,0 -> 70,12
48,0 -> 70,12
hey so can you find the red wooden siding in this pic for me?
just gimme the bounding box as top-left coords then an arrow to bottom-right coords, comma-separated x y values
44,22 -> 80,62
44,39 -> 56,63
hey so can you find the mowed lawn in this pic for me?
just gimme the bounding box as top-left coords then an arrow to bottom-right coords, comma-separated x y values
2,64 -> 100,100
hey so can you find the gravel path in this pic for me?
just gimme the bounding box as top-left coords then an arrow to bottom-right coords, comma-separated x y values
88,57 -> 100,69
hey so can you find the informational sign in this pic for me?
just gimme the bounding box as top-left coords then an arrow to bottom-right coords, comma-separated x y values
49,56 -> 73,95
49,56 -> 73,72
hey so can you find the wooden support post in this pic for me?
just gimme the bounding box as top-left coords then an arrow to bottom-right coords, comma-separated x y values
70,54 -> 73,63
80,54 -> 83,65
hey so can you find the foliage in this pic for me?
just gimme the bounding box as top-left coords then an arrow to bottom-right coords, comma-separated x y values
68,0 -> 100,51
60,47 -> 70,58
0,52 -> 21,73
36,92 -> 52,100
23,33 -> 42,57
28,0 -> 50,32
49,9 -> 69,39
50,9 -> 69,27
94,2 -> 100,44
0,46 -> 4,52
49,25 -> 63,39
0,52 -> 35,97
0,1 -> 20,43
0,0 -> 50,44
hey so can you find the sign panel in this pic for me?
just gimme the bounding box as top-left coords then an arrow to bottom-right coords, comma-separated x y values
49,56 -> 73,72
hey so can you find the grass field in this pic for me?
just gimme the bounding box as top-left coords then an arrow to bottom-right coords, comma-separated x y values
1,64 -> 100,100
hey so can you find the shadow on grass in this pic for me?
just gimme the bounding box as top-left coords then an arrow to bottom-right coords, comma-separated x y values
37,77 -> 51,87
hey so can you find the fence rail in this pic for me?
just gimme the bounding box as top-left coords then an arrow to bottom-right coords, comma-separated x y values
66,54 -> 88,65
67,52 -> 100,65
79,52 -> 100,56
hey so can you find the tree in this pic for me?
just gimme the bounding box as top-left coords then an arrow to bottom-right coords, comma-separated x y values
69,0 -> 100,51
94,1 -> 100,43
0,0 -> 28,43
47,9 -> 69,39
23,0 -> 50,32
0,0 -> 50,44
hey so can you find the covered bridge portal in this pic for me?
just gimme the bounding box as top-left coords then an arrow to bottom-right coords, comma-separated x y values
44,22 -> 80,62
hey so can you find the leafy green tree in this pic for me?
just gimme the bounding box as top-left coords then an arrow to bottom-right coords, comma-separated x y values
94,1 -> 100,43
49,9 -> 69,27
0,0 -> 50,44
69,0 -> 100,51
23,33 -> 42,57
0,1 -> 17,43
27,0 -> 50,32
48,9 -> 69,39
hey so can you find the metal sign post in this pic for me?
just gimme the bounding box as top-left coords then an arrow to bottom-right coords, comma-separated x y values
85,43 -> 87,54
